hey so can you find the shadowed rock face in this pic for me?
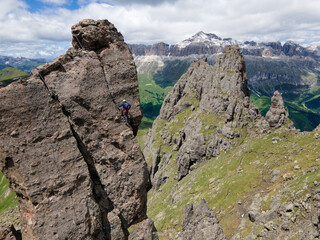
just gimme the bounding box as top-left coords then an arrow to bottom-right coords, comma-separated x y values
0,19 -> 149,239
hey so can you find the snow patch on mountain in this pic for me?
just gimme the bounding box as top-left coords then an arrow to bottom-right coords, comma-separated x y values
176,31 -> 235,49
307,42 -> 320,53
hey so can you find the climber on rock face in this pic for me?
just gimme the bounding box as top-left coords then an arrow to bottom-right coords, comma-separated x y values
118,99 -> 131,122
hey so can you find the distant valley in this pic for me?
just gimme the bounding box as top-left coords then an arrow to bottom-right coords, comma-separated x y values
0,67 -> 29,87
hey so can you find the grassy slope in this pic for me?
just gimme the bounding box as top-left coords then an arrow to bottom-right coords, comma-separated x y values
285,101 -> 320,131
250,94 -> 271,116
0,172 -> 17,215
137,73 -> 170,151
0,67 -> 28,84
300,86 -> 320,112
146,106 -> 320,239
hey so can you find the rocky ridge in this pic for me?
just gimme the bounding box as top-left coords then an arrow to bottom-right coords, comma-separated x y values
0,19 -> 153,239
143,45 -> 319,239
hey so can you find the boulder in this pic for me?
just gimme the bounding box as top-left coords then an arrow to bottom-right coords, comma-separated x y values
181,199 -> 225,240
129,218 -> 159,240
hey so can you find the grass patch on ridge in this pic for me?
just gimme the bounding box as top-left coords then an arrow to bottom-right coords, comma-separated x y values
0,172 -> 17,215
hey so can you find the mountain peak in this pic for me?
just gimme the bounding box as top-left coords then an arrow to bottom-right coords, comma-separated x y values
192,31 -> 222,41
176,31 -> 233,49
284,40 -> 297,46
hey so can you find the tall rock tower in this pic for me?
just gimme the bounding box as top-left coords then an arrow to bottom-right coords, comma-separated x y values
0,19 -> 149,239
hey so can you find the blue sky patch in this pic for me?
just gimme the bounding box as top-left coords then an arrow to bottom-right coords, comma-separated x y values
25,0 -> 79,13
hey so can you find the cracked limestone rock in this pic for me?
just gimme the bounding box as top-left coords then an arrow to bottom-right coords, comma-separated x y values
0,19 -> 149,239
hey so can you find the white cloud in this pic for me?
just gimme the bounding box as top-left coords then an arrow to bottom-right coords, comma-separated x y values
0,42 -> 70,59
0,0 -> 27,19
0,0 -> 320,58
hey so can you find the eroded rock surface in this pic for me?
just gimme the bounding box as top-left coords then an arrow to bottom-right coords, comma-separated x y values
181,199 -> 225,240
0,19 -> 149,239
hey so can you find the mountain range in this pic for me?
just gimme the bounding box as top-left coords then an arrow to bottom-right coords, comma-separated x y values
130,31 -> 320,58
129,32 -> 320,131
0,55 -> 46,73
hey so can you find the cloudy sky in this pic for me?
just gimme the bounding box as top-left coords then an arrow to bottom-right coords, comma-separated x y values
1,0 -> 320,59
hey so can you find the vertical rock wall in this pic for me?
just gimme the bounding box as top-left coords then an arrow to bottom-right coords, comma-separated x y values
0,19 -> 149,239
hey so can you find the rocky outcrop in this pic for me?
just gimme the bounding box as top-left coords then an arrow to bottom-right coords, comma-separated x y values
232,190 -> 320,240
265,90 -> 288,128
0,19 -> 149,239
181,199 -> 225,240
128,218 -> 158,240
144,45 -> 269,187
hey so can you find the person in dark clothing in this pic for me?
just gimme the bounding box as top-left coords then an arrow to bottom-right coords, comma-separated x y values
118,99 -> 131,122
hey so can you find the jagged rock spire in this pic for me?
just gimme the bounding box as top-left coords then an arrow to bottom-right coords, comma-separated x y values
265,90 -> 288,128
144,45 -> 264,186
160,45 -> 253,124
